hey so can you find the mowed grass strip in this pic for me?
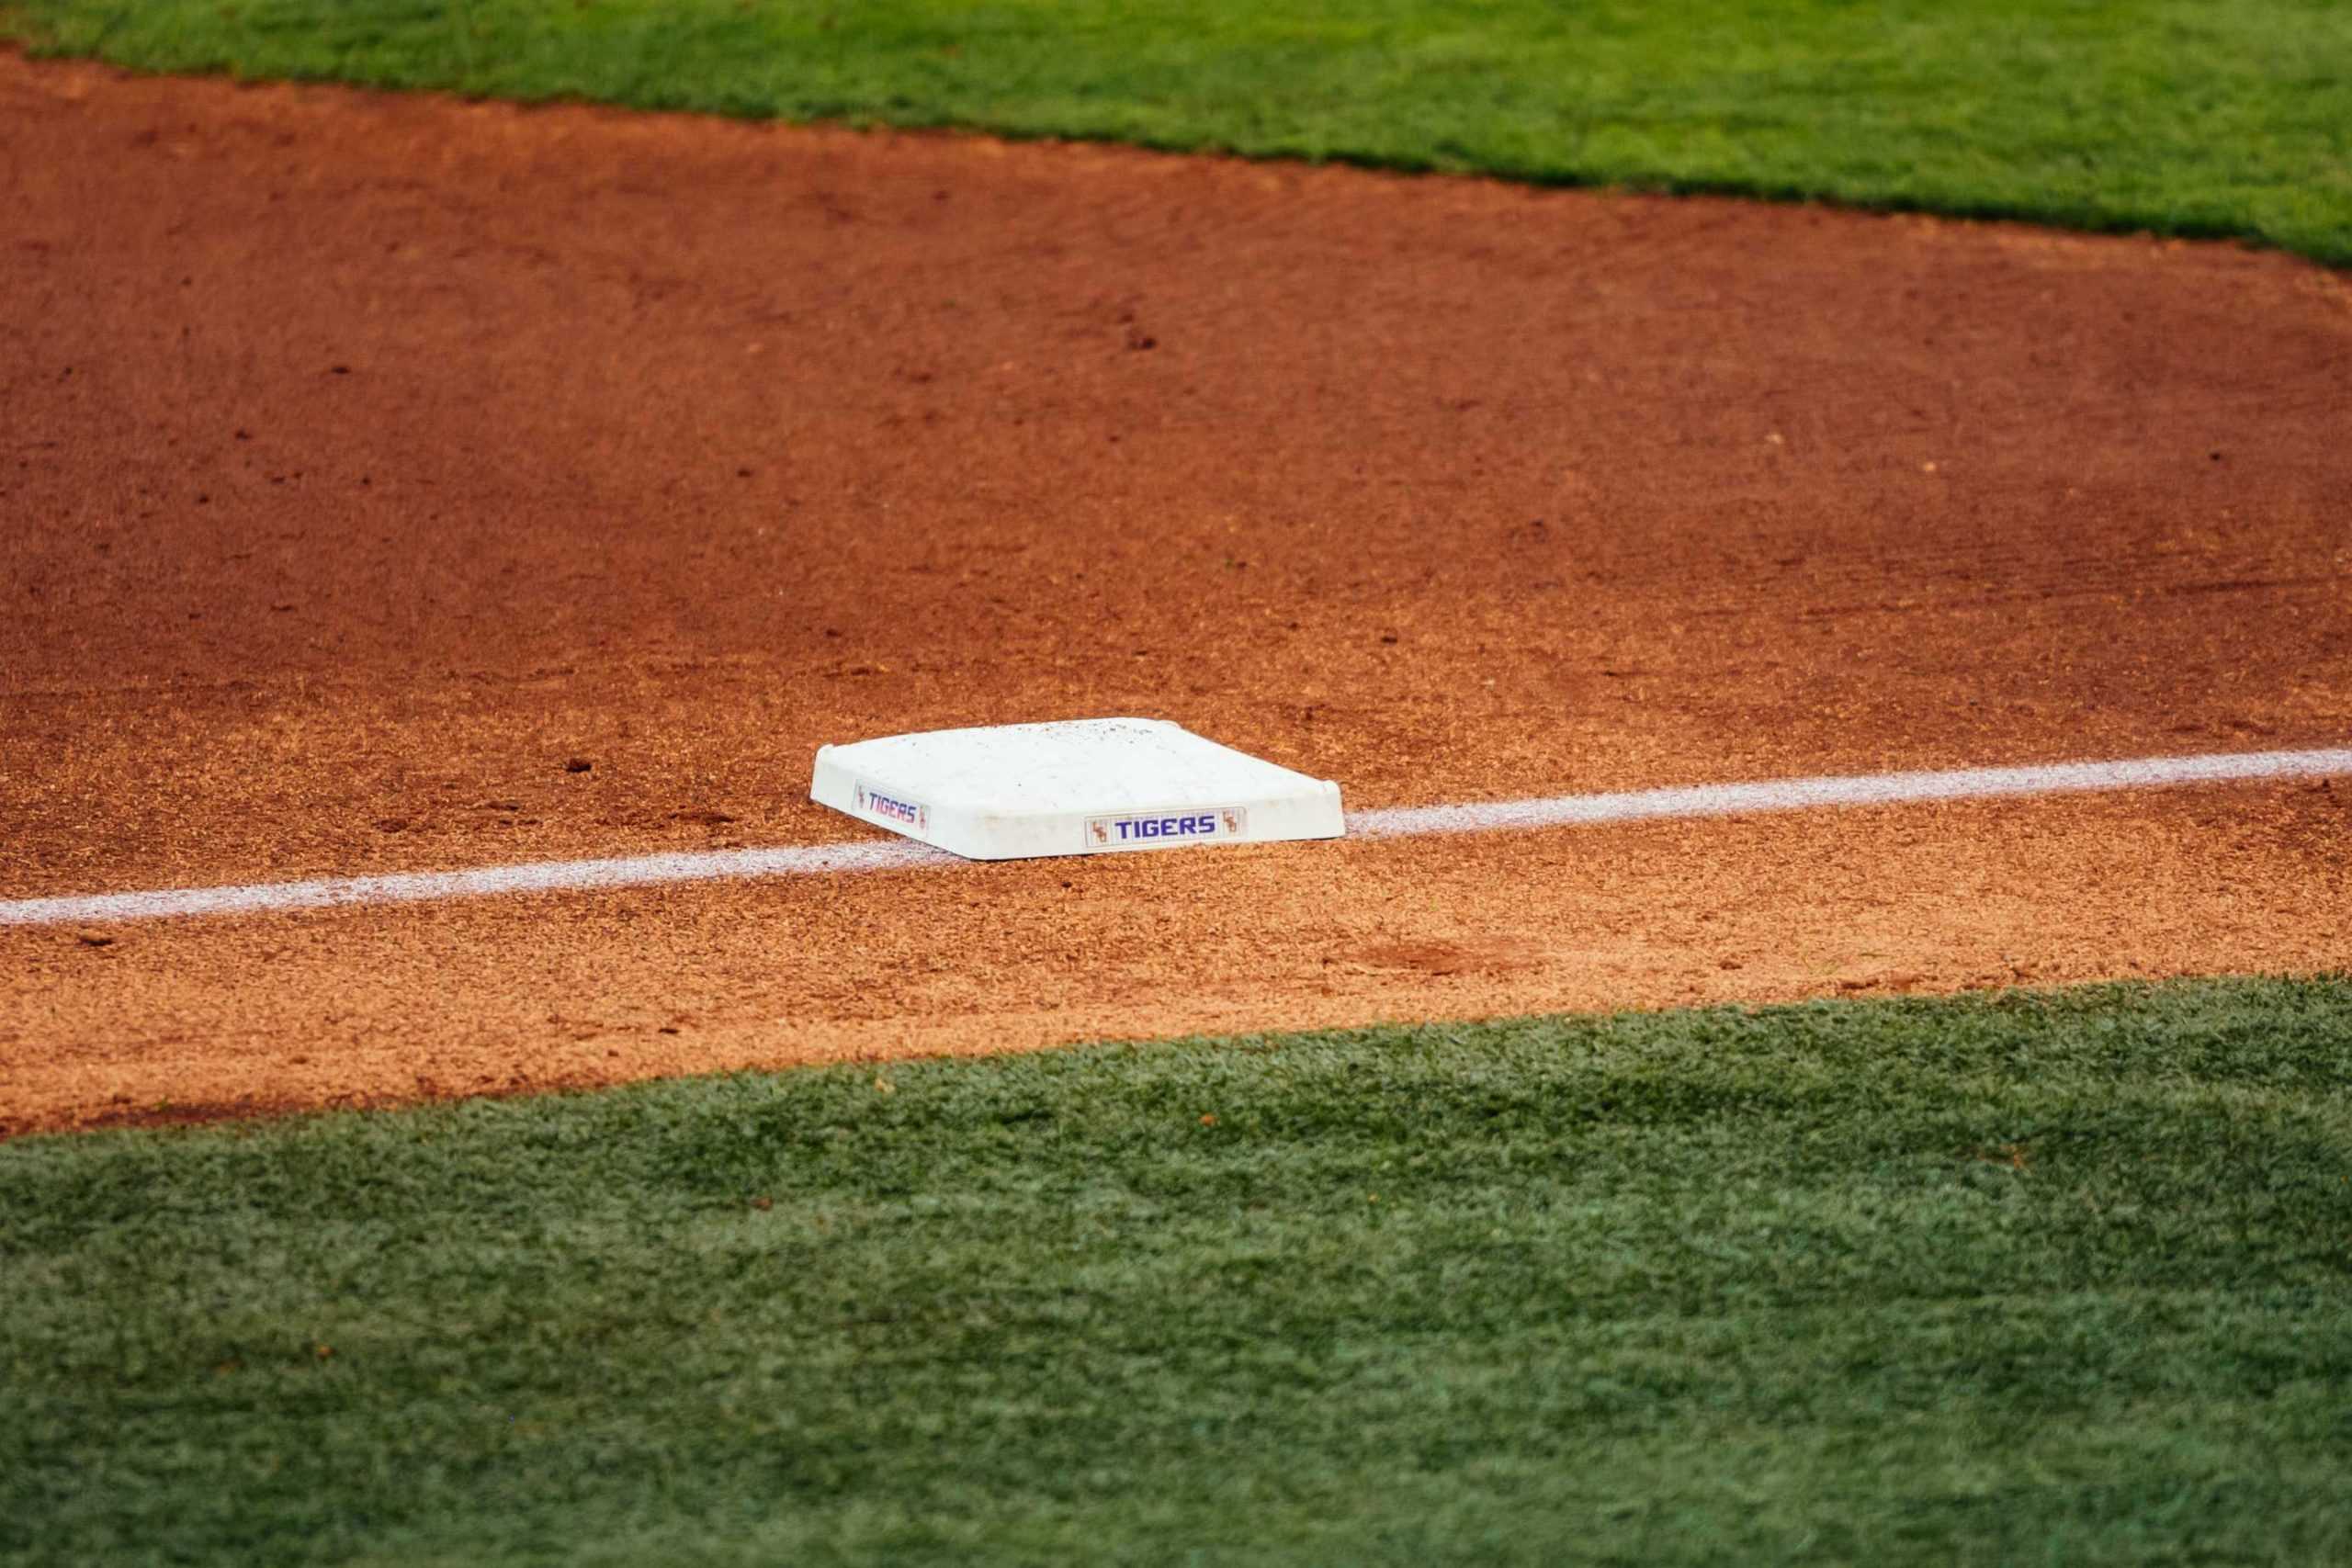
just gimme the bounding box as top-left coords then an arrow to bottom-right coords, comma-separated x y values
4,979 -> 2351,1565
8,0 -> 2352,265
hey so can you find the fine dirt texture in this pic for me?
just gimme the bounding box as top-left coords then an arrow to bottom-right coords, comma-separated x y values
4,53 -> 2349,1133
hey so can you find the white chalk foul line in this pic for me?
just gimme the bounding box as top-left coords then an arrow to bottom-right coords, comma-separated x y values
2,746 -> 2345,930
0,840 -> 952,929
1344,747 -> 2352,837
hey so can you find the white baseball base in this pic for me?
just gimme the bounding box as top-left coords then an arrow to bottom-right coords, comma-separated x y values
810,717 -> 1345,861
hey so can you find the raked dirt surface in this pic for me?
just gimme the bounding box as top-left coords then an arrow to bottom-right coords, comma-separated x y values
3,52 -> 2349,1133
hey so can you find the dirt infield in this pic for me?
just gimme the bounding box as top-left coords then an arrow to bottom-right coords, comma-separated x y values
4,52 -> 2348,1134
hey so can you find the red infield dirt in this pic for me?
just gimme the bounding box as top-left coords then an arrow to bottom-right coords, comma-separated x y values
3,52 -> 2349,1134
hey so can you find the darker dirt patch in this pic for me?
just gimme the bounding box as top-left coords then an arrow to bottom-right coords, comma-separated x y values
1357,940 -> 1544,977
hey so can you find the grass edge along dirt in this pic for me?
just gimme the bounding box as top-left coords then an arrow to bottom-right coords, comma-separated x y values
6,0 -> 2352,267
6,976 -> 2351,1565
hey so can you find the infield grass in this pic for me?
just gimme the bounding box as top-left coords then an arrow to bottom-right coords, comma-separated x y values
6,0 -> 2352,266
6,976 -> 2350,1565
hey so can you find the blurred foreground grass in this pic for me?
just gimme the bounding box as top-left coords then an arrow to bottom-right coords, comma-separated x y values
6,977 -> 2350,1564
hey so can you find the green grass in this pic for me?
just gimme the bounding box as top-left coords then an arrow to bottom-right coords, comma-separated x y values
6,1 -> 2352,265
5,977 -> 2350,1565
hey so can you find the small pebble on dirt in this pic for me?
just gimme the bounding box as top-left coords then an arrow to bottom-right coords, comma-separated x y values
75,932 -> 115,948
374,817 -> 408,833
564,757 -> 593,773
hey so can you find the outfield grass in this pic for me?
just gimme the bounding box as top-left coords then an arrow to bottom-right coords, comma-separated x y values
5,977 -> 2350,1565
6,0 -> 2351,266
